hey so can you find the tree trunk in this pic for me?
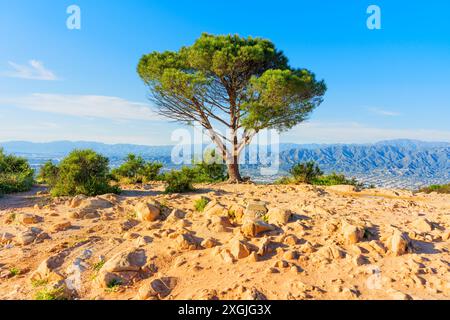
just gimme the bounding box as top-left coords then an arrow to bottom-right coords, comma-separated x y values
227,161 -> 242,183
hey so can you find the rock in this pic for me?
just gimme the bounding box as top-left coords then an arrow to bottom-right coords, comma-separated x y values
69,195 -> 87,208
241,219 -> 275,238
201,238 -> 219,249
257,237 -> 273,256
283,234 -> 299,246
267,208 -> 292,225
50,221 -> 71,232
353,254 -> 368,266
443,230 -> 450,241
135,202 -> 160,222
210,215 -> 233,232
31,254 -> 65,281
18,213 -> 40,225
229,239 -> 251,259
220,249 -> 235,264
137,277 -> 177,300
102,249 -> 147,272
341,221 -> 365,245
387,230 -> 411,256
283,250 -> 299,260
412,218 -> 433,233
17,230 -> 37,245
228,204 -> 245,223
317,244 -> 345,260
299,241 -> 316,253
170,209 -> 185,219
324,220 -> 339,233
0,232 -> 15,244
388,289 -> 412,300
244,201 -> 268,220
176,233 -> 201,250
95,270 -> 125,288
243,288 -> 267,300
204,203 -> 227,217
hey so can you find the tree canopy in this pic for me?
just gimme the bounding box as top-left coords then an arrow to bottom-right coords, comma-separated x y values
138,33 -> 326,181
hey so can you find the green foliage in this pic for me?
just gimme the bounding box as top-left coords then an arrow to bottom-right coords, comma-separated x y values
0,148 -> 34,194
289,161 -> 323,184
276,161 -> 362,188
34,286 -> 67,300
194,197 -> 210,212
312,173 -> 363,188
9,267 -> 21,276
191,149 -> 227,183
106,278 -> 122,292
37,160 -> 59,185
163,167 -> 195,194
419,183 -> 450,194
111,154 -> 163,184
49,149 -> 120,197
138,34 -> 326,180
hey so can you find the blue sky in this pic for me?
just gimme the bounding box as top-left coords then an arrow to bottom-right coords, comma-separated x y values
1,0 -> 449,145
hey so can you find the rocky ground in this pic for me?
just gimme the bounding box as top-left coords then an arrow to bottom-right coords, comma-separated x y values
0,182 -> 449,300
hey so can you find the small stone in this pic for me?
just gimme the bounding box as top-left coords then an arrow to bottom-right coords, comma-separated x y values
241,219 -> 275,238
101,249 -> 147,272
387,230 -> 410,256
230,239 -> 251,259
176,233 -> 201,250
283,234 -> 299,246
201,238 -> 219,249
412,218 -> 433,233
341,221 -> 365,244
135,202 -> 160,222
18,213 -> 40,225
267,208 -> 292,225
50,221 -> 71,232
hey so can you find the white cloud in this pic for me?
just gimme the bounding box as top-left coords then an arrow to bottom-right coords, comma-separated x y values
3,60 -> 58,80
0,93 -> 163,121
368,107 -> 401,117
282,121 -> 450,143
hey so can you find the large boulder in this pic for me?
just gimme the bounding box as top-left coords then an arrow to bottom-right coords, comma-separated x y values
135,202 -> 160,222
101,249 -> 147,272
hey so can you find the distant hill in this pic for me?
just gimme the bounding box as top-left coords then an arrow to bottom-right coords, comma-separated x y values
1,139 -> 449,188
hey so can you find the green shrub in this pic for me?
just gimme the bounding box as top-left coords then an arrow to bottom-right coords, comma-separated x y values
163,167 -> 195,193
194,197 -> 210,212
289,161 -> 323,184
111,154 -> 163,184
0,148 -> 34,194
34,286 -> 67,300
419,183 -> 450,194
312,172 -> 363,188
49,149 -> 120,197
191,150 -> 227,183
37,160 -> 59,185
276,161 -> 362,188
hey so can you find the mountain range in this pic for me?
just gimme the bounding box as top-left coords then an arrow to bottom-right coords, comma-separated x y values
1,139 -> 449,189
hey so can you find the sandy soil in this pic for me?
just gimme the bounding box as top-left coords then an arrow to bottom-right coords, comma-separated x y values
0,182 -> 449,300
